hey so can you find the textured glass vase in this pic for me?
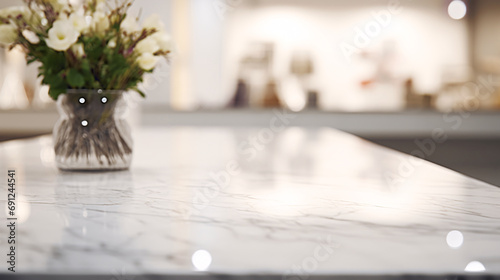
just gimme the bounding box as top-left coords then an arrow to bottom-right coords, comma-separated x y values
53,90 -> 133,171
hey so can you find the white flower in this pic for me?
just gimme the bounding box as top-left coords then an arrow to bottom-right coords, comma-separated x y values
46,20 -> 80,51
136,53 -> 158,71
121,15 -> 139,33
68,0 -> 84,9
22,29 -> 40,44
0,25 -> 18,46
71,43 -> 85,57
48,0 -> 70,13
69,13 -> 88,33
151,32 -> 171,52
0,6 -> 30,18
142,14 -> 165,32
135,36 -> 159,54
95,0 -> 106,12
92,11 -> 109,34
108,37 -> 117,48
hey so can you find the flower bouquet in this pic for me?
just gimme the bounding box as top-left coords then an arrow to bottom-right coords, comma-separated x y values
0,0 -> 172,170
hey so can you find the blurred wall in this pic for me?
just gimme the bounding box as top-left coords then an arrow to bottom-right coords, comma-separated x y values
223,0 -> 470,111
190,0 -> 224,109
0,0 -> 475,111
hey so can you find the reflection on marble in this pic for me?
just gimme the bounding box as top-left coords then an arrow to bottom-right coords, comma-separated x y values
0,127 -> 500,279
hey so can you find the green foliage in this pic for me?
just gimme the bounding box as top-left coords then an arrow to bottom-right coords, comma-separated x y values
67,69 -> 85,88
33,46 -> 69,100
29,32 -> 156,100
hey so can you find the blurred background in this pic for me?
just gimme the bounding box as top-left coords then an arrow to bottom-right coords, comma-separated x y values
0,0 -> 499,184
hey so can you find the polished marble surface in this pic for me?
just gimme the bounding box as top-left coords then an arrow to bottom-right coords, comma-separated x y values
0,127 -> 500,278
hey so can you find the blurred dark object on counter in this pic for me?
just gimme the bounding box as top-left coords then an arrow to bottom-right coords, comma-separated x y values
405,78 -> 435,109
290,51 -> 314,76
306,91 -> 319,109
234,42 -> 283,108
230,79 -> 250,107
262,79 -> 282,107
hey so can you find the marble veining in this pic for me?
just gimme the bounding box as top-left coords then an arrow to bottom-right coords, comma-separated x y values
0,127 -> 499,278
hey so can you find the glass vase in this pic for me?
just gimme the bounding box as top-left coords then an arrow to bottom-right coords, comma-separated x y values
53,90 -> 133,171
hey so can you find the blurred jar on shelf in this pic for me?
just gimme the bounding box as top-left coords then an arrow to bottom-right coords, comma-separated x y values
231,42 -> 283,108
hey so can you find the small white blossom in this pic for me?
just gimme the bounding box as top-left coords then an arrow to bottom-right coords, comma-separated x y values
95,0 -> 106,12
71,43 -> 85,57
0,6 -> 30,19
142,14 -> 165,32
136,52 -> 158,70
69,13 -> 88,33
92,11 -> 110,34
108,38 -> 117,48
151,32 -> 171,52
48,0 -> 71,13
22,29 -> 40,44
135,36 -> 159,54
121,15 -> 139,33
0,25 -> 18,46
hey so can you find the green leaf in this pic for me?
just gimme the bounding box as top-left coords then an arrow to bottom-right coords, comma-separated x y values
84,36 -> 104,61
42,70 -> 65,87
92,80 -> 102,89
81,59 -> 91,73
67,69 -> 85,88
79,59 -> 95,85
43,51 -> 65,69
49,87 -> 66,101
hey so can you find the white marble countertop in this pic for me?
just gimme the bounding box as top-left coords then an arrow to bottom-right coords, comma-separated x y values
1,127 -> 500,279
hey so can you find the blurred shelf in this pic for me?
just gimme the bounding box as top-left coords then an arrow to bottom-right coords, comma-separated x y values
0,107 -> 58,135
142,107 -> 500,138
1,107 -> 500,139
